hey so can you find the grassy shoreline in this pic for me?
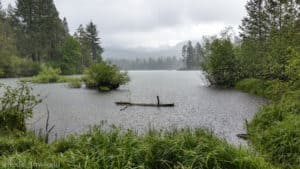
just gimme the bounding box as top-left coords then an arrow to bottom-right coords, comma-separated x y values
236,78 -> 300,169
0,127 -> 276,169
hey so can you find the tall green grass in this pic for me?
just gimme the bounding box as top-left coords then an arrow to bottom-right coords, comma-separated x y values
237,78 -> 300,169
0,127 -> 275,169
236,78 -> 290,100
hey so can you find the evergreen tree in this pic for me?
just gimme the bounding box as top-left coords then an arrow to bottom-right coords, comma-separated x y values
63,17 -> 69,34
194,42 -> 203,67
1,0 -> 106,77
240,0 -> 269,41
6,4 -> 18,27
15,0 -> 66,61
182,44 -> 187,68
86,22 -> 103,63
182,41 -> 200,69
262,0 -> 300,80
75,24 -> 92,67
239,0 -> 271,78
0,1 -> 5,19
186,41 -> 194,69
0,9 -> 19,77
59,36 -> 81,74
237,0 -> 299,80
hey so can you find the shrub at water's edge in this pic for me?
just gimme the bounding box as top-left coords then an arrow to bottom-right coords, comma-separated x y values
67,78 -> 83,88
23,64 -> 79,84
0,127 -> 276,169
0,83 -> 42,131
83,62 -> 130,91
201,37 -> 239,87
31,65 -> 62,83
236,79 -> 300,169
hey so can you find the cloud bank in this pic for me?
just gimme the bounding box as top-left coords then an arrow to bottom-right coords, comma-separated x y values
2,0 -> 247,57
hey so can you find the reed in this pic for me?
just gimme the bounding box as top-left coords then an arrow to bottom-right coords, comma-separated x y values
0,126 -> 275,169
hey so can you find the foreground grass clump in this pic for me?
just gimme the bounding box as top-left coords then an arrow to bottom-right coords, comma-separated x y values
237,79 -> 300,169
0,127 -> 275,169
0,131 -> 44,156
83,62 -> 130,91
0,83 -> 41,131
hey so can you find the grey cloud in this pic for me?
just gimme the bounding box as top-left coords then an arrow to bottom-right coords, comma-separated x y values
2,0 -> 247,56
54,0 -> 247,34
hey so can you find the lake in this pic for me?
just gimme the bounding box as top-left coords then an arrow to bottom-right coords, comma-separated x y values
0,71 -> 265,145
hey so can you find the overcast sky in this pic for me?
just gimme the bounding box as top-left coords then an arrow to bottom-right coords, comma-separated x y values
2,0 -> 248,56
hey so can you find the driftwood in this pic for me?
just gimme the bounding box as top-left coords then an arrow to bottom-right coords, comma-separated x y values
116,96 -> 175,107
116,102 -> 175,107
237,133 -> 249,140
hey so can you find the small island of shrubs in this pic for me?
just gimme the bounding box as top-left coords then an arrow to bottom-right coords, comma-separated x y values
83,62 -> 130,91
25,62 -> 130,92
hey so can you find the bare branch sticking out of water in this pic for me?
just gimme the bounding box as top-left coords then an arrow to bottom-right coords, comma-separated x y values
120,106 -> 128,111
44,104 -> 55,143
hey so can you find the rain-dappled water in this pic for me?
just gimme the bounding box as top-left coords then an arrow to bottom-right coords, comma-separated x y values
0,71 -> 265,145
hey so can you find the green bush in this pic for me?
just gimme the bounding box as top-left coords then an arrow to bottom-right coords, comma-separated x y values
54,36 -> 82,75
0,56 -> 40,78
0,83 -> 41,131
202,38 -> 239,87
0,127 -> 275,169
17,58 -> 41,77
68,78 -> 82,88
0,55 -> 20,78
26,64 -> 84,84
83,62 -> 130,91
31,65 -> 62,83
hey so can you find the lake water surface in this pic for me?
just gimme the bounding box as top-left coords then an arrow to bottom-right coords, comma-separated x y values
1,71 -> 265,145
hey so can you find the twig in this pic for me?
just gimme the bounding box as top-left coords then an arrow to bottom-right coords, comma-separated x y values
120,106 -> 128,111
44,104 -> 55,143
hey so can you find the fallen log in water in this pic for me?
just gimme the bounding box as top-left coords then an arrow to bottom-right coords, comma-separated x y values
115,102 -> 175,107
237,133 -> 249,140
116,96 -> 175,107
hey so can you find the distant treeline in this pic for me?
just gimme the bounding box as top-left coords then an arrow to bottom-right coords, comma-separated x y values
182,41 -> 204,70
0,0 -> 103,77
107,56 -> 183,70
